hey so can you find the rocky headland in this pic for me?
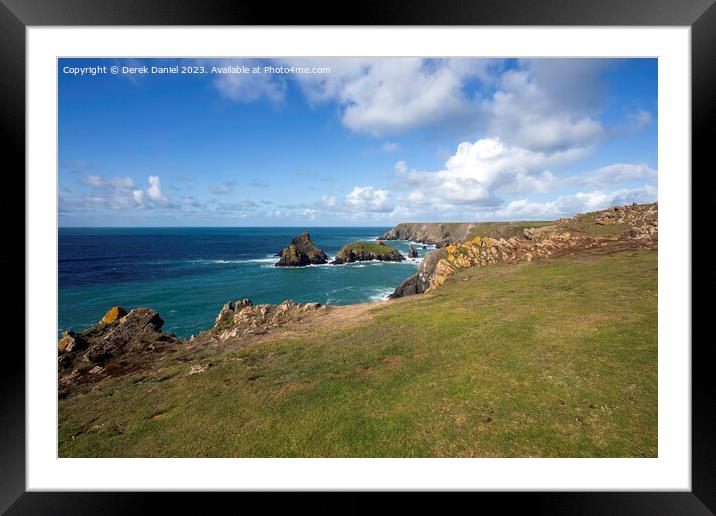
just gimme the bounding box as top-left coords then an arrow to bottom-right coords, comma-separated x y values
331,241 -> 405,264
380,223 -> 476,247
390,203 -> 657,298
380,221 -> 552,247
275,231 -> 328,267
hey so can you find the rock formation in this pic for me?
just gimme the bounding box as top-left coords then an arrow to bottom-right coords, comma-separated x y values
331,241 -> 405,264
275,231 -> 328,267
408,245 -> 418,258
381,223 -> 473,247
381,221 -> 553,247
58,306 -> 179,388
390,203 -> 658,298
209,298 -> 323,341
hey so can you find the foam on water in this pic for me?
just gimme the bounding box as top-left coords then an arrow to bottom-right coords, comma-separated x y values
59,226 -> 418,338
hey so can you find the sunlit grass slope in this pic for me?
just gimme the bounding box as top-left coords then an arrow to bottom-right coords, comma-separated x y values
59,247 -> 657,457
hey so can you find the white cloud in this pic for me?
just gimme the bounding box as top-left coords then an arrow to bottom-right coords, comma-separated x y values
132,189 -> 144,204
345,186 -> 393,212
491,185 -> 657,219
627,109 -> 652,130
303,208 -> 319,220
483,68 -> 604,151
382,141 -> 400,152
287,58 -> 496,137
283,58 -> 612,152
320,195 -> 337,208
396,137 -> 582,209
82,175 -> 133,188
573,163 -> 657,186
146,176 -> 165,203
212,60 -> 286,104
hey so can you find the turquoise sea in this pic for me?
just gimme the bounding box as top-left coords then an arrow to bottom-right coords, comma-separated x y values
58,227 -> 433,338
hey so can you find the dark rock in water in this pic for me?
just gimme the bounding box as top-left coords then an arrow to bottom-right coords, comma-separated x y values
388,273 -> 421,298
422,245 -> 427,249
275,231 -> 328,267
408,245 -> 418,258
389,248 -> 445,298
331,241 -> 405,264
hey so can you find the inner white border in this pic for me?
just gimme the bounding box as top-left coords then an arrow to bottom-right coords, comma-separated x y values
27,27 -> 690,491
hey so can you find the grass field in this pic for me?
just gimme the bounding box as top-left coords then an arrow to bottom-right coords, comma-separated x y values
59,247 -> 657,457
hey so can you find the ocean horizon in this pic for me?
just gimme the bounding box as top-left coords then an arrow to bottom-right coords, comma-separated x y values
59,226 -> 433,339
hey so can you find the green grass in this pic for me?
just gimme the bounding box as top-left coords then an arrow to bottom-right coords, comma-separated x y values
342,241 -> 400,255
558,214 -> 629,238
59,248 -> 657,457
464,221 -> 553,240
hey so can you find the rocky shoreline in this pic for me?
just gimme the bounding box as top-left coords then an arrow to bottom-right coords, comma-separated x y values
59,202 -> 657,390
390,203 -> 657,298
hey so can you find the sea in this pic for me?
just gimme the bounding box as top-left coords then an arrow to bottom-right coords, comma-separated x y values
58,227 -> 433,339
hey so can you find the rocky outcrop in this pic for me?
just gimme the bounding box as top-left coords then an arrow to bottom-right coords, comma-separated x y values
332,241 -> 405,264
381,221 -> 555,247
390,203 -> 658,298
381,223 -> 474,247
209,298 -> 323,341
408,245 -> 418,258
275,231 -> 328,267
59,306 -> 179,386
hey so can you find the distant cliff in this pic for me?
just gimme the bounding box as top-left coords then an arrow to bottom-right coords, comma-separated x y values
389,203 -> 658,299
380,223 -> 475,247
381,221 -> 553,247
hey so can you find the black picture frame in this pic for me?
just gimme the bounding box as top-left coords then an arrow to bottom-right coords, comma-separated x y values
3,0 -> 711,513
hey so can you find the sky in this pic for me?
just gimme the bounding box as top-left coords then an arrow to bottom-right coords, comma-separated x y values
58,57 -> 657,227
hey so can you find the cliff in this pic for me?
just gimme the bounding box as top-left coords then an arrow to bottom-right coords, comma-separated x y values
381,220 -> 552,247
390,203 -> 658,298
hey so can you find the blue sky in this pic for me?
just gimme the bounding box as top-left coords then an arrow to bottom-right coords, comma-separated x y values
58,58 -> 657,227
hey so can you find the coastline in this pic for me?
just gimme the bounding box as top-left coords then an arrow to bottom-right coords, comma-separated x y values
58,202 -> 658,343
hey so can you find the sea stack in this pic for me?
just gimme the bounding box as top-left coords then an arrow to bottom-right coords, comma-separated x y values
275,231 -> 328,267
408,245 -> 418,258
332,241 -> 405,264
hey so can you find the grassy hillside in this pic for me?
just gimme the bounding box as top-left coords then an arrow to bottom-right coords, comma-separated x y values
59,246 -> 657,458
463,220 -> 553,240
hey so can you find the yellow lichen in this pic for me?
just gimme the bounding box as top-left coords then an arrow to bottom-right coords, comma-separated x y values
101,306 -> 126,324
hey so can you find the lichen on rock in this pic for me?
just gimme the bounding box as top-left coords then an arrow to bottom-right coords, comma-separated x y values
100,306 -> 127,324
390,203 -> 658,298
208,298 -> 323,341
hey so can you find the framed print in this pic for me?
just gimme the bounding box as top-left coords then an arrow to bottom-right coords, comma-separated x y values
4,0 -> 713,513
